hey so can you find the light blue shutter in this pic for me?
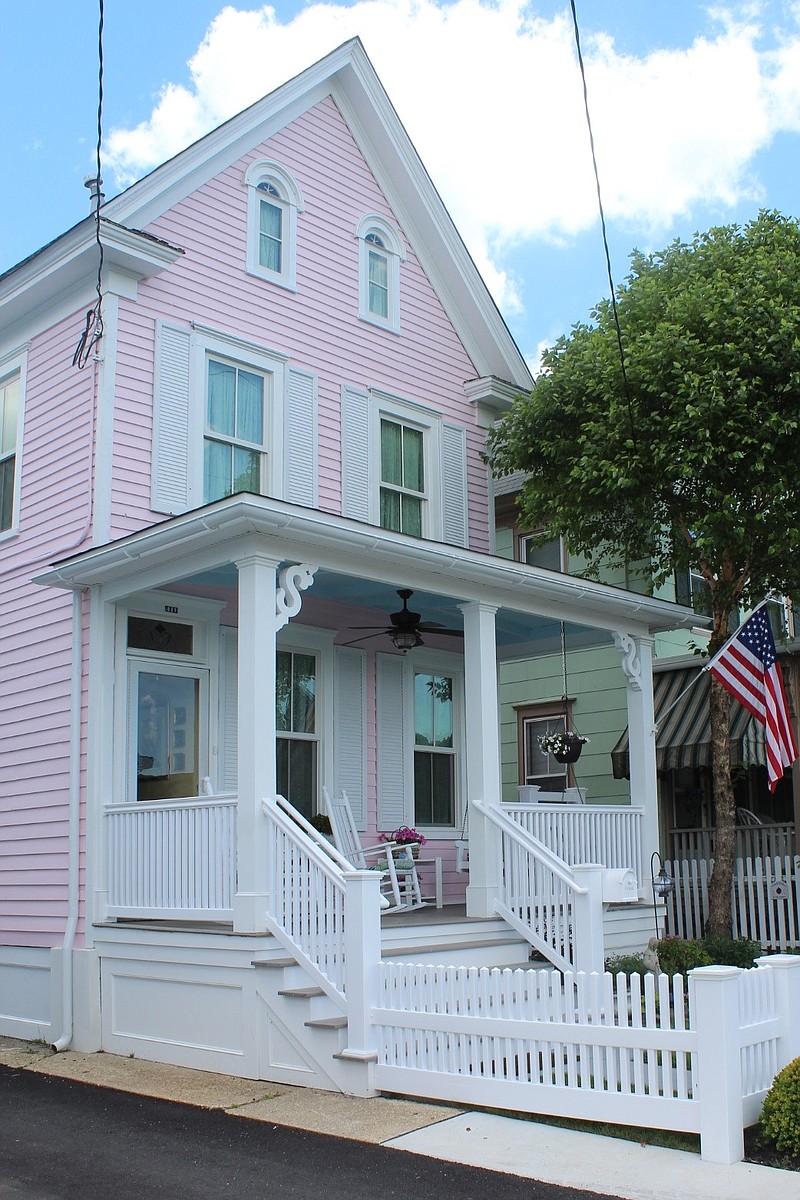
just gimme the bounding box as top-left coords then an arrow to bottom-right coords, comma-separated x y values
285,368 -> 317,507
341,386 -> 371,522
441,422 -> 468,547
219,626 -> 238,792
376,653 -> 408,832
152,320 -> 191,514
334,648 -> 367,827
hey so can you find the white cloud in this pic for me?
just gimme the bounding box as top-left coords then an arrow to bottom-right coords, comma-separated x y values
104,1 -> 800,312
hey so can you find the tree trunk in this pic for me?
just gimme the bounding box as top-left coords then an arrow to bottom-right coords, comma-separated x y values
706,668 -> 736,938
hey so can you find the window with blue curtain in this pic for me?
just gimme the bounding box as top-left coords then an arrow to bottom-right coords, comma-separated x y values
204,357 -> 266,502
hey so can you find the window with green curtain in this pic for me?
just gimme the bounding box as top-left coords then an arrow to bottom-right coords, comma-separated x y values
0,372 -> 19,532
257,185 -> 283,273
276,650 -> 317,819
414,672 -> 455,826
204,358 -> 266,502
379,417 -> 424,536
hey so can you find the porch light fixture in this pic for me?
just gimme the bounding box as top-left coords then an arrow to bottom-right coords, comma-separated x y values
650,850 -> 674,942
391,627 -> 421,653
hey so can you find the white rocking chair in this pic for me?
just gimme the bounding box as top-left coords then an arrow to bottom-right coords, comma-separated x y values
321,788 -> 424,912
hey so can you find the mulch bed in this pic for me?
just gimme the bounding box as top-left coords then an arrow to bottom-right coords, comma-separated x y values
744,1125 -> 800,1171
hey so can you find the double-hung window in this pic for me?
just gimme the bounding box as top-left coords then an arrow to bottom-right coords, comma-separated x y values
356,215 -> 404,332
0,370 -> 20,533
379,416 -> 425,536
244,161 -> 303,290
518,705 -> 572,791
276,650 -> 318,821
204,356 -> 268,502
414,671 -> 456,826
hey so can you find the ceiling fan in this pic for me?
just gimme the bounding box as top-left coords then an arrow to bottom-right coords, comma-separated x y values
343,589 -> 464,653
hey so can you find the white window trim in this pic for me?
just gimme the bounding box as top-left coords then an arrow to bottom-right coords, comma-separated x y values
369,389 -> 442,539
403,648 -> 465,838
0,346 -> 27,543
190,324 -> 286,508
356,214 -> 405,333
244,160 -> 304,290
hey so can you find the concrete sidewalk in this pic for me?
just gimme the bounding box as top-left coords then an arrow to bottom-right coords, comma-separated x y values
0,1039 -> 796,1200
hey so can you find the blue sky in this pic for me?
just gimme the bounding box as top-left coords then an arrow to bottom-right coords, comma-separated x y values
4,1 -> 799,368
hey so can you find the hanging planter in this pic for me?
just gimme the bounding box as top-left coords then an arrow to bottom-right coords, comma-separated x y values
538,730 -> 589,763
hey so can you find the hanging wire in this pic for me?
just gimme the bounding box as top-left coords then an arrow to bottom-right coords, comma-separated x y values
568,0 -> 637,450
73,0 -> 105,369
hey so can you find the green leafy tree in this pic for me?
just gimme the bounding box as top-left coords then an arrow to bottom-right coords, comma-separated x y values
486,210 -> 800,936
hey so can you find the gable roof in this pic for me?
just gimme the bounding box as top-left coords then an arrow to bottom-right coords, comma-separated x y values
2,39 -> 532,390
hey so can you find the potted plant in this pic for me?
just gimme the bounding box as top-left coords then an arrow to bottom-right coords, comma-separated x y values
538,730 -> 589,763
380,826 -> 428,858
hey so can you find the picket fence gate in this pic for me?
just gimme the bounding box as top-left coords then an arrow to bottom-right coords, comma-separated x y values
370,956 -> 800,1164
666,855 -> 800,948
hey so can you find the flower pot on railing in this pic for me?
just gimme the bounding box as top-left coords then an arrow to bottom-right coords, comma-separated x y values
538,731 -> 589,764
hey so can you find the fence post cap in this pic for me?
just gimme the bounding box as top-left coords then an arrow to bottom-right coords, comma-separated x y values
756,953 -> 800,970
689,965 -> 740,980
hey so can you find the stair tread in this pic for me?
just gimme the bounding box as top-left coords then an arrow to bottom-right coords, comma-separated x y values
277,986 -> 324,998
252,956 -> 296,968
305,1016 -> 348,1029
383,936 -> 526,958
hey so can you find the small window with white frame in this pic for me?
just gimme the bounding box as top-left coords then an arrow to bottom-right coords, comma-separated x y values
356,214 -> 405,332
519,531 -> 565,572
518,704 -> 573,791
0,360 -> 24,536
244,160 -> 304,289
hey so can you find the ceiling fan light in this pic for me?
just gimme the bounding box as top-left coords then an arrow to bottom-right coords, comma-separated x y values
391,628 -> 420,652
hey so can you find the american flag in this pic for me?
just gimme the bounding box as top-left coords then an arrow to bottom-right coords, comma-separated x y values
707,607 -> 798,792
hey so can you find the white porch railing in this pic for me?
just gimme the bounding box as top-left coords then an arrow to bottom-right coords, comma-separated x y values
104,796 -> 237,920
504,803 -> 644,886
474,799 -> 604,973
669,822 -> 795,862
262,795 -> 385,1011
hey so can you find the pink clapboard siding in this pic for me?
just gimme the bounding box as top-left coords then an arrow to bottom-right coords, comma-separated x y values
109,96 -> 490,547
0,315 -> 93,944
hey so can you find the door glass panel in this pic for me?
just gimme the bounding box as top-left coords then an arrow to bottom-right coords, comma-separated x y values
137,672 -> 200,801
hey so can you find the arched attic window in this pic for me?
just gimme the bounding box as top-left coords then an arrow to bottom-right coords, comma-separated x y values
356,214 -> 405,332
244,161 -> 304,290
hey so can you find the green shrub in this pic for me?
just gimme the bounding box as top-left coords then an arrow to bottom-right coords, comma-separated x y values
760,1057 -> 800,1157
605,953 -> 651,976
702,934 -> 761,969
655,937 -> 712,977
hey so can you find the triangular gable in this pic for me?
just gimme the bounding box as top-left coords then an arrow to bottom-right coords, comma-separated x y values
62,39 -> 532,388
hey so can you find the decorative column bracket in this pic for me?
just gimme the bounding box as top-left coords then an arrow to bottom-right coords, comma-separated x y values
275,563 -> 318,631
613,631 -> 643,691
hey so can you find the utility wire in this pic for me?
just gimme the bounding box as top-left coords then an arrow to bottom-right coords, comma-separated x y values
73,0 -> 105,369
569,0 -> 637,450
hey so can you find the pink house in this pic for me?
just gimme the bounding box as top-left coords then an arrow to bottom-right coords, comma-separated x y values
0,40 -> 695,1089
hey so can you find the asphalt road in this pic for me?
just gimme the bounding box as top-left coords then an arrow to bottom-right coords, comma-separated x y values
0,1065 -> 604,1200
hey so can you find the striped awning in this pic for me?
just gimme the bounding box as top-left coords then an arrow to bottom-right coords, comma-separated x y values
611,667 -> 766,779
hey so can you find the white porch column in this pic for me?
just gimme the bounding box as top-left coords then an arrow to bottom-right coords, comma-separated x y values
234,558 -> 318,932
459,601 -> 502,918
614,632 -> 659,896
234,553 -> 281,931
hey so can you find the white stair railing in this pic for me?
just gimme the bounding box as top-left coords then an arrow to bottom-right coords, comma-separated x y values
262,795 -> 357,1007
504,803 -> 643,886
473,798 -> 605,974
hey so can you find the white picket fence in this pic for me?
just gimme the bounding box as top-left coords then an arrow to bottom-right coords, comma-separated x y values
666,855 -> 800,948
371,955 -> 800,1164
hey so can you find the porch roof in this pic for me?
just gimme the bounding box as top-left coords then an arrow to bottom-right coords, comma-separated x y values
610,665 -> 765,778
36,494 -> 699,643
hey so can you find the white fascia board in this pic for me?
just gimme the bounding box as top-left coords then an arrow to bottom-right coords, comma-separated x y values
35,495 -> 698,637
102,44 -> 358,232
0,219 -> 183,338
332,53 -> 533,390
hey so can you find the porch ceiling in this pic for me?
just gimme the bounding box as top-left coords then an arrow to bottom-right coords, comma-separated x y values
35,494 -> 700,646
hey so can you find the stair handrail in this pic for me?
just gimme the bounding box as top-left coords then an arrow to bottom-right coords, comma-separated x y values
472,798 -> 606,973
262,795 -> 350,1005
